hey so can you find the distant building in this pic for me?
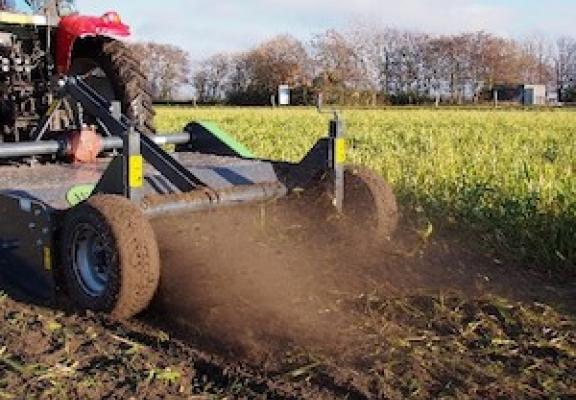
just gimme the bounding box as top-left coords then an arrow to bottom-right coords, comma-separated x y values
492,84 -> 547,106
278,85 -> 290,106
522,85 -> 547,105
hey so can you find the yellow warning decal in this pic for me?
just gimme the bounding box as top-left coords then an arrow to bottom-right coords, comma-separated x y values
129,155 -> 144,188
335,138 -> 347,164
0,12 -> 47,26
43,247 -> 52,271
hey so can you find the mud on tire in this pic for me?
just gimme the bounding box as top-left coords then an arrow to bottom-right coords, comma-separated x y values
60,195 -> 160,319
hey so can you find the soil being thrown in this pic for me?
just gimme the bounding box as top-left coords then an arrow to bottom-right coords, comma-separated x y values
149,199 -> 576,366
149,201 -> 374,362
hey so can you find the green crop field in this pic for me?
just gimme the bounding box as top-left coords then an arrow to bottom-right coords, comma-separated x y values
156,107 -> 576,272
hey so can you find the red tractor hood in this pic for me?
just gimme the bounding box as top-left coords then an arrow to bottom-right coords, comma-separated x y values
56,13 -> 131,74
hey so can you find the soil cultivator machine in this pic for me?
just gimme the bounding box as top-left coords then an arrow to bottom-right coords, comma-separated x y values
0,1 -> 398,318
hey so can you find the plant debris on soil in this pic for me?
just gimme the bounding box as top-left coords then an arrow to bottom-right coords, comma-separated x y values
0,206 -> 575,399
0,289 -> 574,399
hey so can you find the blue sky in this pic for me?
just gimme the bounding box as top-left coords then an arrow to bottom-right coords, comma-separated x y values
76,0 -> 576,59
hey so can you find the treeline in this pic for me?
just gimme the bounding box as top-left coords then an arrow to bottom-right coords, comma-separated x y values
131,26 -> 576,105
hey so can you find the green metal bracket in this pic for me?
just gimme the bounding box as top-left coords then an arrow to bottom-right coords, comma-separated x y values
186,122 -> 254,159
66,184 -> 95,206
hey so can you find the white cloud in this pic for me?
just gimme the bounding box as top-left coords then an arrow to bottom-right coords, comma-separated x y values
266,0 -> 517,35
76,0 -> 576,59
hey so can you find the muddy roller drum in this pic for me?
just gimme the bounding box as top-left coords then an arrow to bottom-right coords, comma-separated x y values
308,165 -> 399,243
340,165 -> 398,241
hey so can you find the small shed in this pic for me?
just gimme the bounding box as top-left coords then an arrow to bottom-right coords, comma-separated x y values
522,85 -> 546,106
492,84 -> 547,106
278,85 -> 290,106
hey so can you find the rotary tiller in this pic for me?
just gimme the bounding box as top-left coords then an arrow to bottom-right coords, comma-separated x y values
0,76 -> 398,318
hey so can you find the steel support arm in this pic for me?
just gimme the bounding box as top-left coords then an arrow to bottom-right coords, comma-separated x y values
58,77 -> 207,192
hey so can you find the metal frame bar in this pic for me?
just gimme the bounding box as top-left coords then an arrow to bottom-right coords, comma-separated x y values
58,77 -> 208,194
0,134 -> 191,159
28,76 -> 345,208
183,120 -> 346,200
329,117 -> 345,212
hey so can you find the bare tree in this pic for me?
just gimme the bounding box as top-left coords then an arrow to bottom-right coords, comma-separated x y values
310,29 -> 367,104
193,53 -> 231,103
130,42 -> 191,101
189,24 -> 565,105
554,37 -> 576,101
519,34 -> 555,84
226,35 -> 311,104
312,29 -> 361,87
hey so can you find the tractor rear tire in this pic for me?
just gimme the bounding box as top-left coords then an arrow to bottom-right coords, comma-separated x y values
60,195 -> 160,319
69,39 -> 155,134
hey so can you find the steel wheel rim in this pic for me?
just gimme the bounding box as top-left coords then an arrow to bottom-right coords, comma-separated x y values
71,223 -> 112,297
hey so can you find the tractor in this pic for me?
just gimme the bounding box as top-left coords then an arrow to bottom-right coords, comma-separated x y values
0,0 -> 153,142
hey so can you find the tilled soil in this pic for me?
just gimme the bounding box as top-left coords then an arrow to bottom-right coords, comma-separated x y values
1,203 -> 575,399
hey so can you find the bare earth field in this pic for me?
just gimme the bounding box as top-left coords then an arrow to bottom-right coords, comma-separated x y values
0,203 -> 575,399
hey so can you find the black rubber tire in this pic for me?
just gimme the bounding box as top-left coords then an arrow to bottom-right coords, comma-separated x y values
342,165 -> 399,242
60,195 -> 160,319
69,39 -> 156,134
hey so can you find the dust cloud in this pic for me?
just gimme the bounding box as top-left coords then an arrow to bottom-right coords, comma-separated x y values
148,199 -> 395,361
147,198 -> 526,364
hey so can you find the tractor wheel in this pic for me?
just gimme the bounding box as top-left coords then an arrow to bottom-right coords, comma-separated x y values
341,165 -> 399,242
69,39 -> 155,134
60,195 -> 160,319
